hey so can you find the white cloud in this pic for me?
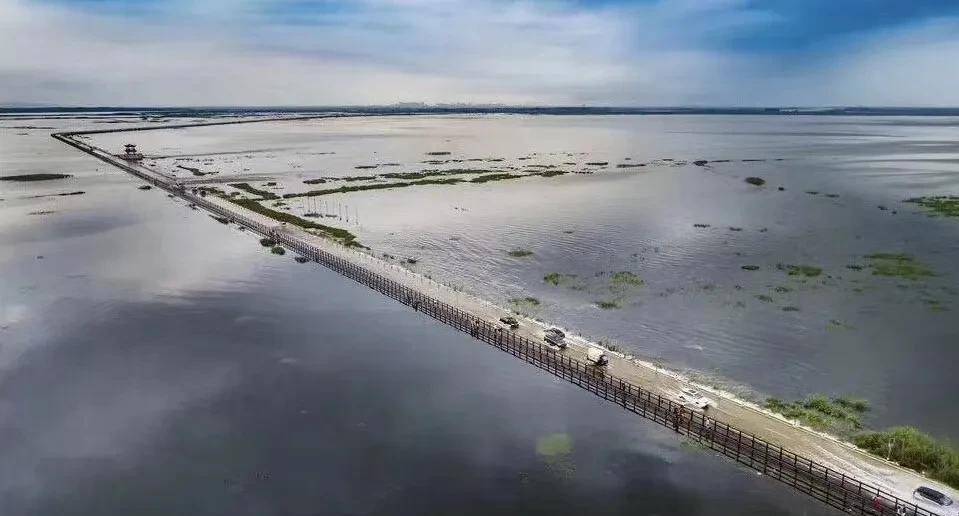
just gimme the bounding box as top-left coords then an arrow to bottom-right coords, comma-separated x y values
0,0 -> 957,106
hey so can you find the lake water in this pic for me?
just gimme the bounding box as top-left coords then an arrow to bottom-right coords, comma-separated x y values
3,112 -> 955,515
86,115 -> 959,441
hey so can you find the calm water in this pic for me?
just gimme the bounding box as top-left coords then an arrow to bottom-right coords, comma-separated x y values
85,115 -> 959,442
0,116 -> 828,514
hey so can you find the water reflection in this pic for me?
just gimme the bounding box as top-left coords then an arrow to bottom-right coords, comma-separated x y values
0,116 -> 828,514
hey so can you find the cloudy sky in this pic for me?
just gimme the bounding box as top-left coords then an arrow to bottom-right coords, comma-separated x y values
2,0 -> 959,106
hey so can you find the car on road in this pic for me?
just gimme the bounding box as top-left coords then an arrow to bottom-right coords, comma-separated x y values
586,347 -> 608,366
499,316 -> 519,330
544,328 -> 567,349
913,486 -> 956,515
677,387 -> 711,410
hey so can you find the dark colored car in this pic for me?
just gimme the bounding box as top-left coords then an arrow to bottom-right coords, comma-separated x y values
499,316 -> 519,330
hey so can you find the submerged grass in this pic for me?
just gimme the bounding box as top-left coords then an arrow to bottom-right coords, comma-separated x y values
230,198 -> 362,247
283,177 -> 463,199
544,272 -> 577,286
596,300 -> 621,309
905,195 -> 959,218
777,263 -> 823,278
507,249 -> 533,258
0,173 -> 72,181
609,271 -> 644,288
470,173 -> 522,183
229,182 -> 279,200
865,253 -> 935,280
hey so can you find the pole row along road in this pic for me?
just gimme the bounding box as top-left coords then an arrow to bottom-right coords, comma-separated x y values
51,126 -> 948,516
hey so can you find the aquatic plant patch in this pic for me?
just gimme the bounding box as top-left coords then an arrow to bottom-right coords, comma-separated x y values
230,198 -> 361,247
609,271 -> 644,288
904,196 -> 959,218
0,173 -> 72,181
229,182 -> 279,200
777,263 -> 822,278
865,253 -> 934,280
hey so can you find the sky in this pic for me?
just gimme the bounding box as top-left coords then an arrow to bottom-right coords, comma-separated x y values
2,0 -> 959,107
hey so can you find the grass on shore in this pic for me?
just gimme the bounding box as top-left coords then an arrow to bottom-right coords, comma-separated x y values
509,297 -> 541,313
865,253 -> 935,280
854,427 -> 959,489
764,395 -> 869,437
230,198 -> 362,247
229,182 -> 279,200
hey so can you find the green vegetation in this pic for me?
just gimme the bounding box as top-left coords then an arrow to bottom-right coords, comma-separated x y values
270,245 -> 286,255
230,198 -> 361,247
229,182 -> 279,200
507,249 -> 533,258
532,169 -> 570,178
610,271 -> 644,288
354,165 -> 377,169
470,173 -> 521,183
259,238 -> 276,247
865,253 -> 935,280
585,161 -> 609,166
744,176 -> 766,186
283,177 -> 463,199
854,427 -> 959,489
905,195 -> 959,217
544,272 -> 567,286
536,433 -> 573,457
425,151 -> 451,156
509,297 -> 541,311
0,173 -> 71,181
596,300 -> 621,309
756,294 -> 774,302
764,396 -> 869,436
777,263 -> 823,277
303,178 -> 327,184
741,265 -> 760,271
340,176 -> 377,182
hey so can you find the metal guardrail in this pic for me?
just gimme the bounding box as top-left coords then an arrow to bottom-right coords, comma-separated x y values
53,132 -> 934,516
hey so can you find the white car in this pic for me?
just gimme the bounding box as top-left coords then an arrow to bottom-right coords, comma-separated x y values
913,486 -> 957,515
585,347 -> 608,366
677,387 -> 710,410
